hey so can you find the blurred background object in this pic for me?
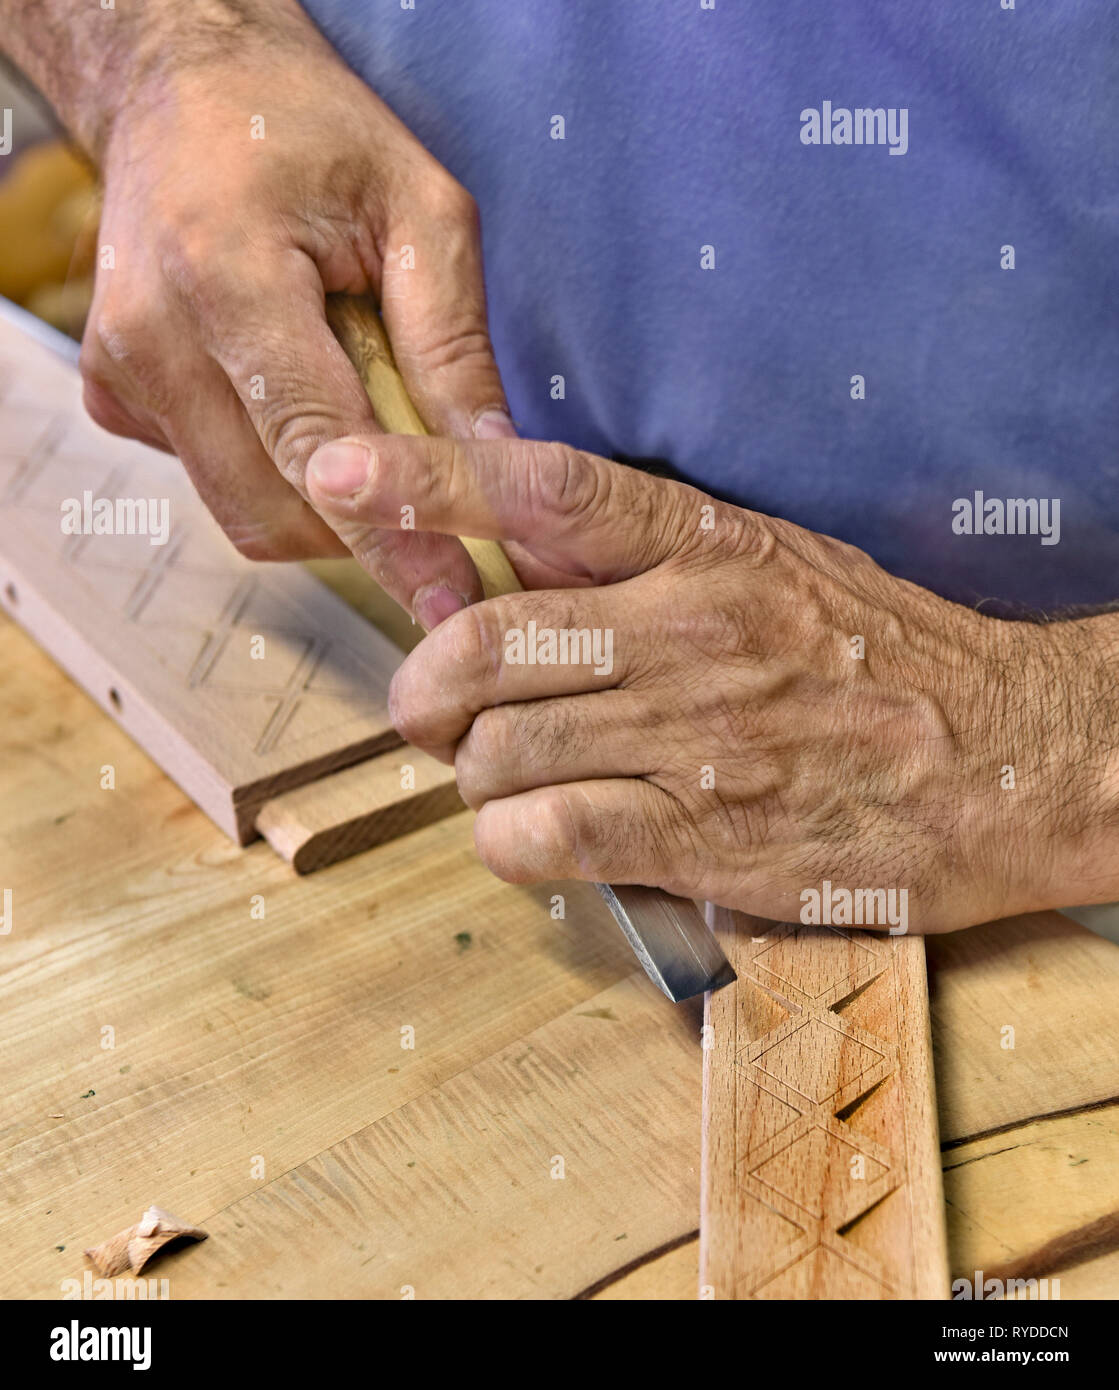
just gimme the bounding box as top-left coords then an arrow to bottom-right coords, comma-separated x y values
0,60 -> 97,339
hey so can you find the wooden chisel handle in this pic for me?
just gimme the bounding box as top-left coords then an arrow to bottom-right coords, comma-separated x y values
326,293 -> 735,1002
324,293 -> 521,601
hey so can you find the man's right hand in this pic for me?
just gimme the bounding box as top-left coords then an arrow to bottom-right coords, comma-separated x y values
8,0 -> 513,629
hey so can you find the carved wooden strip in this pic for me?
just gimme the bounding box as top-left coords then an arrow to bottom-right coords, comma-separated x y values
255,744 -> 464,873
0,306 -> 405,842
701,910 -> 949,1299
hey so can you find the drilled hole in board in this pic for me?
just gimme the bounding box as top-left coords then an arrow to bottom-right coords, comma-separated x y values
108,688 -> 123,712
3,583 -> 16,605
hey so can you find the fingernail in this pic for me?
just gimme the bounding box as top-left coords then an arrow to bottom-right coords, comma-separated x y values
473,408 -> 517,440
307,441 -> 371,498
415,584 -> 469,631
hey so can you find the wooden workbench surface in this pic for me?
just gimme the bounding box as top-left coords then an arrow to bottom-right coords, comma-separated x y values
3,595 -> 1118,1300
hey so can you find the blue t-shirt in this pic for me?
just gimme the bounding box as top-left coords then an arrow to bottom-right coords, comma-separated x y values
303,0 -> 1119,614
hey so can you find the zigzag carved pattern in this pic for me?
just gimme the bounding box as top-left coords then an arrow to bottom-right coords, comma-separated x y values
701,914 -> 949,1300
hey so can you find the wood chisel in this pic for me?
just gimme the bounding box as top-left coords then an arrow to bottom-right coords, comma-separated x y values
326,294 -> 736,1002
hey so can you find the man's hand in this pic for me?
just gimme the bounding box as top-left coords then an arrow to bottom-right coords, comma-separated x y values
4,0 -> 511,627
307,432 -> 1119,932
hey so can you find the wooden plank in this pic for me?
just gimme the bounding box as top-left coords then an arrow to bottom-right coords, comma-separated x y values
926,911 -> 1119,1143
700,911 -> 948,1299
255,744 -> 463,872
0,309 -> 405,843
96,975 -> 700,1300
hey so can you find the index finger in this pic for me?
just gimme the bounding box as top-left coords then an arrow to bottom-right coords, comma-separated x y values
307,431 -> 705,584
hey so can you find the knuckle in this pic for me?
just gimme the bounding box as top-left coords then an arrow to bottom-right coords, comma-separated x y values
462,707 -> 503,769
341,525 -> 426,595
255,400 -> 329,481
532,444 -> 612,527
455,709 -> 506,808
401,323 -> 497,377
569,786 -> 667,883
438,601 -> 503,683
90,303 -> 151,365
478,784 -> 578,878
387,672 -> 425,746
159,226 -> 239,309
421,172 -> 477,226
533,786 -> 588,871
83,293 -> 176,417
728,508 -> 779,566
345,524 -> 395,582
672,597 -> 754,661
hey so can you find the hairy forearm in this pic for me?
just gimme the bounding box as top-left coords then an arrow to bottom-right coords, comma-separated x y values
0,0 -> 327,159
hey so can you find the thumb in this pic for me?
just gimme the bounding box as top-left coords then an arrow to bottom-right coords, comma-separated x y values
201,251 -> 485,624
380,184 -> 515,441
306,434 -> 703,586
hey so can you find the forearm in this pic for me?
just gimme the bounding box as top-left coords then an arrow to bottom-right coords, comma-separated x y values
0,0 -> 328,160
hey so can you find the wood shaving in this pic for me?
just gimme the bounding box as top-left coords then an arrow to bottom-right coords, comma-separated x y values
83,1205 -> 208,1276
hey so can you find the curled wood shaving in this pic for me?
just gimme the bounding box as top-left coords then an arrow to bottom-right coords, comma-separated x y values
84,1205 -> 208,1276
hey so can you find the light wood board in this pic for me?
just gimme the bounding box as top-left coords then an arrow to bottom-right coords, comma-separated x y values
0,305 -> 405,843
943,1101 -> 1119,1295
926,909 -> 1119,1142
701,911 -> 948,1299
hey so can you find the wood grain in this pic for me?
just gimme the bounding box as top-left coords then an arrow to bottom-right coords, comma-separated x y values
701,911 -> 949,1299
597,1098 -> 1119,1299
0,306 -> 405,843
942,1102 -> 1119,1294
112,975 -> 701,1300
255,744 -> 463,872
586,1236 -> 699,1300
926,911 -> 1119,1143
0,609 -> 697,1297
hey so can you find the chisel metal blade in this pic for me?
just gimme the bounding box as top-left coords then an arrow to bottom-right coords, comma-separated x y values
595,883 -> 737,1002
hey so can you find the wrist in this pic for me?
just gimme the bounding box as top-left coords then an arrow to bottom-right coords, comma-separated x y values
978,613 -> 1119,915
13,0 -> 330,163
